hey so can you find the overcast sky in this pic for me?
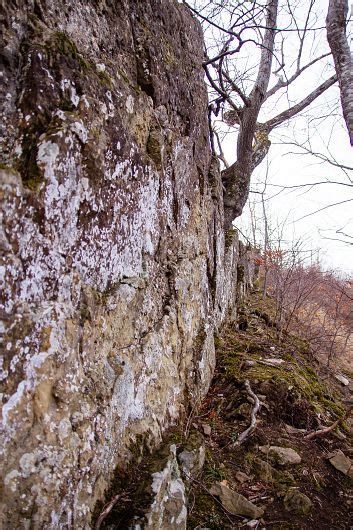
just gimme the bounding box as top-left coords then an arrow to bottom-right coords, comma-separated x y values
235,116 -> 353,274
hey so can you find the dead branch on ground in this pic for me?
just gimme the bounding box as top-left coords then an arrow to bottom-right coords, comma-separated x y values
94,493 -> 130,530
234,379 -> 261,446
304,406 -> 352,440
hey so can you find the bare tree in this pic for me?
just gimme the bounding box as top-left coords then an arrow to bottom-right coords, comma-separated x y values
184,1 -> 338,227
326,0 -> 353,145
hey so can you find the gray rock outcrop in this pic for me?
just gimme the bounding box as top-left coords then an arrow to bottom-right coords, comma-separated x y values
0,0 -> 249,527
141,445 -> 187,530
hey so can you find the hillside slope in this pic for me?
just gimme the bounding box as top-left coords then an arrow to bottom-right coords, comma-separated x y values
188,290 -> 353,529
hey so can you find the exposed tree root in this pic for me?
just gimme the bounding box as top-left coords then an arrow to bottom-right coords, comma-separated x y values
234,379 -> 261,446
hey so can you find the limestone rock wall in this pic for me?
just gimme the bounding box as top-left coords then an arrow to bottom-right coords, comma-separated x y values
1,1 -> 244,527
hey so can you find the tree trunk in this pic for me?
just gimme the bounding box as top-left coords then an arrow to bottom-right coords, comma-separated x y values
326,0 -> 353,145
221,0 -> 278,227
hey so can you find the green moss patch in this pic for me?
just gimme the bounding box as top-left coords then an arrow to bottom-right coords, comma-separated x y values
17,126 -> 45,192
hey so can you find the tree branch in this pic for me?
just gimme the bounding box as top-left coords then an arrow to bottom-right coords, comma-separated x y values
214,128 -> 230,168
304,406 -> 352,440
265,53 -> 331,100
278,141 -> 353,172
264,75 -> 337,130
204,65 -> 239,111
220,68 -> 250,106
294,198 -> 353,222
95,494 -> 130,530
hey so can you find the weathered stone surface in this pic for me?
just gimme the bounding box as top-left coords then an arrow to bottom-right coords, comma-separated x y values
0,0 -> 248,527
246,520 -> 260,528
259,358 -> 285,367
178,431 -> 205,479
202,423 -> 212,436
253,458 -> 295,491
335,374 -> 350,386
284,423 -> 307,435
138,445 -> 187,530
209,482 -> 264,519
235,471 -> 251,484
259,446 -> 302,466
284,487 -> 313,515
328,449 -> 353,475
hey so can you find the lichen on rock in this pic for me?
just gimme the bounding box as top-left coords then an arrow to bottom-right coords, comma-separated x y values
0,0 -> 245,527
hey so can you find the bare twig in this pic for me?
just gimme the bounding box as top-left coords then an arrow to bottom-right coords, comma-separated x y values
220,68 -> 250,106
294,198 -> 353,222
234,379 -> 261,446
184,396 -> 202,440
204,65 -> 239,111
214,128 -> 230,168
304,406 -> 352,440
265,53 -> 331,100
94,494 -> 130,530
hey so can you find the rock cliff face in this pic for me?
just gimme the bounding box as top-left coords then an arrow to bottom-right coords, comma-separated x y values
0,1 -> 247,527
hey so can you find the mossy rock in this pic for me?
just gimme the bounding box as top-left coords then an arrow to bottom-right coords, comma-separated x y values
92,433 -> 182,528
146,128 -> 163,169
225,228 -> 237,250
216,321 -> 345,424
17,127 -> 45,191
253,458 -> 295,492
284,487 -> 313,515
50,31 -> 90,71
97,69 -> 113,89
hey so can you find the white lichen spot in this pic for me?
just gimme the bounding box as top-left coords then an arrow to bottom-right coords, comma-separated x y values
126,95 -> 134,114
0,355 -> 9,381
176,505 -> 187,524
58,418 -> 72,442
0,266 -> 6,294
37,140 -> 60,179
19,453 -> 37,475
80,95 -> 90,108
60,79 -> 80,107
106,90 -> 115,117
4,469 -> 21,492
43,67 -> 54,81
51,511 -> 59,526
70,121 -> 88,144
